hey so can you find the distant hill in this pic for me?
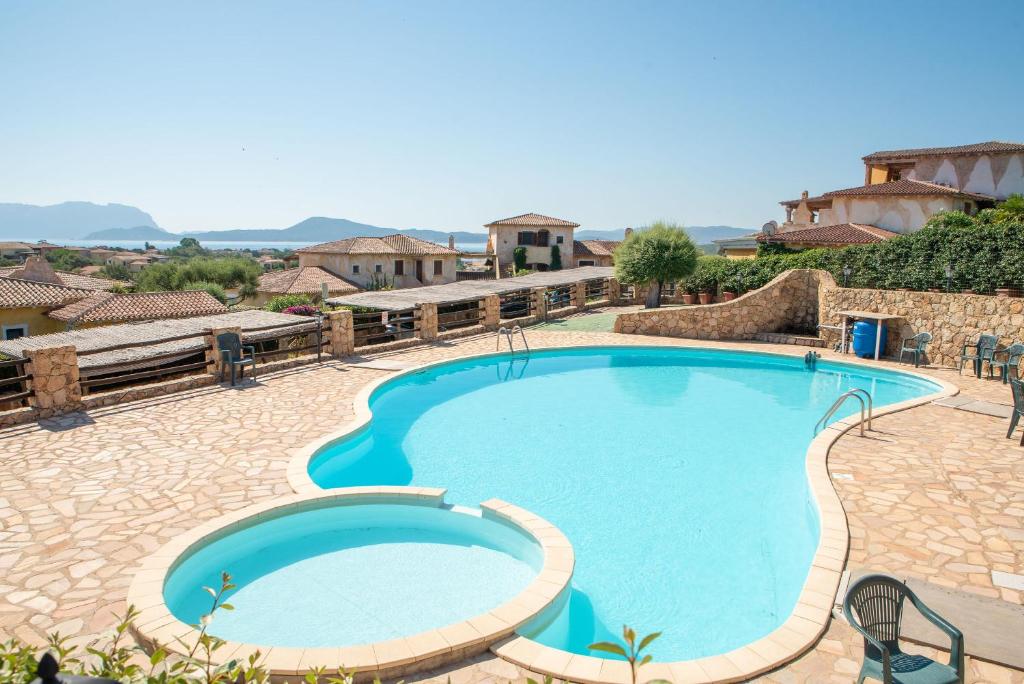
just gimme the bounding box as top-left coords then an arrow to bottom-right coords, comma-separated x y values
181,217 -> 486,245
0,201 -> 158,239
576,225 -> 753,243
86,225 -> 179,241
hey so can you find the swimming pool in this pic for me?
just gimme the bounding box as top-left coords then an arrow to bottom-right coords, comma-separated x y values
306,346 -> 941,662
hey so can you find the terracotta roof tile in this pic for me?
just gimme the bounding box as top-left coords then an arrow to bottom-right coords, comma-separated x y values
822,179 -> 994,201
0,267 -> 126,291
757,223 -> 899,245
295,234 -> 459,256
0,276 -> 92,309
863,141 -> 1024,161
573,239 -> 620,257
484,213 -> 580,228
257,266 -> 362,296
47,290 -> 227,324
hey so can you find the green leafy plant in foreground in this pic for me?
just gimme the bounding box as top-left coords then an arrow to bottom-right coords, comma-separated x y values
589,625 -> 671,684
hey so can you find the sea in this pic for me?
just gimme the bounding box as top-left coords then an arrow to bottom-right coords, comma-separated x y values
16,239 -> 490,253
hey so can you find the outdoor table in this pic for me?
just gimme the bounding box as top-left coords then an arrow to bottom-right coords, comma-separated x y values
837,310 -> 901,361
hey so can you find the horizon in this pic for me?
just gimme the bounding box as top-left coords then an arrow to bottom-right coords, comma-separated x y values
2,1 -> 1022,232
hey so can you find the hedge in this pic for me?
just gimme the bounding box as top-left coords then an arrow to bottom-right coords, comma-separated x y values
683,211 -> 1024,295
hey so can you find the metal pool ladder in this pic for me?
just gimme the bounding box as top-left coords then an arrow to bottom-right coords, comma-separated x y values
496,325 -> 530,354
815,388 -> 873,436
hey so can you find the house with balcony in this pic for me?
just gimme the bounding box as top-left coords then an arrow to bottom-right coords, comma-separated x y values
485,213 -> 580,277
718,141 -> 1023,256
295,234 -> 459,289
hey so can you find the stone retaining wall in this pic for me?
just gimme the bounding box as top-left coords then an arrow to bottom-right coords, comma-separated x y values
614,269 -> 831,339
820,288 -> 1024,367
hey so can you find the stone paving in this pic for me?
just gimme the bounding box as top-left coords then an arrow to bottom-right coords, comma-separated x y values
1,320 -> 1022,682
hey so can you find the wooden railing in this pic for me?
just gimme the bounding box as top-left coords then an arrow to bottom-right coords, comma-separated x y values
499,289 -> 532,320
353,308 -> 420,347
0,357 -> 33,407
585,278 -> 609,302
438,299 -> 485,331
546,285 -> 573,310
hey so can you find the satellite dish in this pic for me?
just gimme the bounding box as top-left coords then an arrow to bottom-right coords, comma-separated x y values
761,220 -> 778,236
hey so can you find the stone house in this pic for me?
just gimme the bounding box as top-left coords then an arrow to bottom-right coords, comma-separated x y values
485,213 -> 579,277
573,239 -> 622,267
295,234 -> 459,289
253,266 -> 361,307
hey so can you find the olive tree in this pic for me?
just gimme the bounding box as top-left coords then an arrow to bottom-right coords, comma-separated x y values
614,222 -> 699,308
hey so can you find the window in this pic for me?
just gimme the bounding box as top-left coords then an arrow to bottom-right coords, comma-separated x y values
394,259 -> 405,275
3,324 -> 27,341
352,264 -> 360,274
375,264 -> 383,273
556,235 -> 564,244
433,259 -> 443,276
517,231 -> 536,246
578,260 -> 595,267
536,229 -> 550,247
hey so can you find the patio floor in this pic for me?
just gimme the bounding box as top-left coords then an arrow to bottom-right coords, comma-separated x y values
1,318 -> 1021,682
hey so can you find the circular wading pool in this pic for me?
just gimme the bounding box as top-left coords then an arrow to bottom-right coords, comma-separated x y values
129,489 -> 573,676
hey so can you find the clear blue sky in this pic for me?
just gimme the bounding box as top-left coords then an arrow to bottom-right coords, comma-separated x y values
1,0 -> 1022,234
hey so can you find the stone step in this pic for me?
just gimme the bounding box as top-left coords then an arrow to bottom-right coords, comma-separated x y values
753,332 -> 826,347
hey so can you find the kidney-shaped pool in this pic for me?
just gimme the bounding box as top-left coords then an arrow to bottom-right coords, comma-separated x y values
307,346 -> 941,661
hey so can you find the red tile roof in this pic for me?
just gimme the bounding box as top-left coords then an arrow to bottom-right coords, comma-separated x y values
48,290 -> 227,324
485,213 -> 580,228
257,266 -> 362,296
822,179 -> 993,201
573,240 -> 620,257
0,277 -> 92,309
0,267 -> 126,291
296,234 -> 459,256
757,223 -> 899,245
863,141 -> 1024,162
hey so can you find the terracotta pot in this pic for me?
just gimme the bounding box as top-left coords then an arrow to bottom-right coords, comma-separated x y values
723,291 -> 737,301
698,292 -> 713,305
681,293 -> 696,305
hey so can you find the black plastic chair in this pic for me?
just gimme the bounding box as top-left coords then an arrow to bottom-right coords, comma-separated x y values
899,332 -> 932,368
958,334 -> 998,378
843,574 -> 964,684
1009,378 -> 1024,446
217,332 -> 256,386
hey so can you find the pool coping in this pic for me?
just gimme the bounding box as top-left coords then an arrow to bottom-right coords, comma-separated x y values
283,342 -> 960,683
124,487 -> 574,681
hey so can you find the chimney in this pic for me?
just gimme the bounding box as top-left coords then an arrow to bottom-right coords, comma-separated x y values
624,227 -> 634,238
801,190 -> 809,200
11,255 -> 62,285
448,234 -> 456,250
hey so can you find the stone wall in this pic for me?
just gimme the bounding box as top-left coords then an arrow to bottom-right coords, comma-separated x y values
819,287 -> 1024,367
26,345 -> 82,411
614,269 -> 831,339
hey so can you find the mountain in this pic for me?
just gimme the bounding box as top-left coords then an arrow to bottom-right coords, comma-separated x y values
0,201 -> 159,239
86,225 -> 178,241
576,225 -> 753,243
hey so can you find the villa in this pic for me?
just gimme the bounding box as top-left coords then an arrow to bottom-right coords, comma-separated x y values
717,140 -> 1024,257
295,233 -> 460,289
485,212 -> 624,275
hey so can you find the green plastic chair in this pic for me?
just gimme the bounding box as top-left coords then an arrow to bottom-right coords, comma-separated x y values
958,334 -> 998,378
843,574 -> 964,684
991,343 -> 1024,384
1008,378 -> 1024,446
217,332 -> 257,386
899,332 -> 932,368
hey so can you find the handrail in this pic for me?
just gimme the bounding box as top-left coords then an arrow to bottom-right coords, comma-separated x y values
496,325 -> 530,355
814,388 -> 873,436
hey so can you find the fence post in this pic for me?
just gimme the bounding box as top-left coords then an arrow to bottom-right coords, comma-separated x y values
206,327 -> 242,380
483,295 -> 500,330
420,303 -> 439,341
531,287 -> 547,319
573,281 -> 587,309
25,345 -> 82,412
326,310 -> 355,357
607,277 -> 621,304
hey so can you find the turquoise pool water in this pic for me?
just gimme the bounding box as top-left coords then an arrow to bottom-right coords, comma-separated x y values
164,503 -> 542,647
307,347 -> 940,660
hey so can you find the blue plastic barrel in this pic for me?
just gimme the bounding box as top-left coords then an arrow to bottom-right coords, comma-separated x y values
851,320 -> 887,358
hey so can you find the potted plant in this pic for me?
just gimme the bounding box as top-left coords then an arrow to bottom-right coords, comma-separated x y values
698,289 -> 714,305
681,282 -> 696,305
722,276 -> 742,301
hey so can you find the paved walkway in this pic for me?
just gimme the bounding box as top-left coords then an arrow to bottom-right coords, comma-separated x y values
1,322 -> 1021,682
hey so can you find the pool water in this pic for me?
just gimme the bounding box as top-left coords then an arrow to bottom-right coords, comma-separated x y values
164,503 -> 541,647
308,347 -> 940,660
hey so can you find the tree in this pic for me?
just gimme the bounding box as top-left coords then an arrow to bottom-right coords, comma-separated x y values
513,246 -> 527,272
45,248 -> 90,272
100,262 -> 132,282
614,222 -> 699,308
993,193 -> 1024,222
179,237 -> 200,249
550,244 -> 562,270
183,281 -> 228,304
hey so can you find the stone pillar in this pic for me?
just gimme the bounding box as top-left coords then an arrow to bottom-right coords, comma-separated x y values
483,295 -> 500,330
26,345 -> 82,411
531,287 -> 547,318
608,277 -> 621,304
326,309 -> 354,357
207,326 -> 242,379
573,281 -> 587,309
419,303 -> 438,341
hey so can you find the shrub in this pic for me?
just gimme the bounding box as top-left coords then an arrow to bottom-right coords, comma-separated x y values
550,244 -> 562,270
513,246 -> 527,271
183,281 -> 227,304
614,222 -> 699,307
265,294 -> 313,312
135,257 -> 261,293
282,304 -> 318,316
